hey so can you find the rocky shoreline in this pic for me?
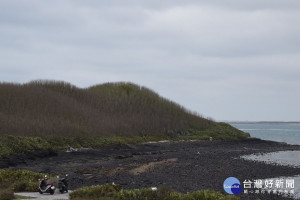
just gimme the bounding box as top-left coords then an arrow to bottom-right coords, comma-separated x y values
2,138 -> 300,200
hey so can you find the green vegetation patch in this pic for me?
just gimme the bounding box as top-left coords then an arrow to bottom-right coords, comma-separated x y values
0,80 -> 249,158
0,128 -> 249,158
188,123 -> 250,141
70,184 -> 239,200
46,135 -> 150,150
0,81 -> 241,138
0,135 -> 50,157
0,189 -> 15,200
0,169 -> 48,192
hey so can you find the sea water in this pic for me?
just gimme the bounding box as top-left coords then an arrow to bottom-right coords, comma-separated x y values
240,151 -> 300,198
231,123 -> 300,199
231,122 -> 300,145
240,151 -> 300,167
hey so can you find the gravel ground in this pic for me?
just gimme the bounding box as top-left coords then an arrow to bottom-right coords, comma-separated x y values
3,138 -> 300,200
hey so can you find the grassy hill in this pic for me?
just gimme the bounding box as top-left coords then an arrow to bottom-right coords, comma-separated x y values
0,80 -> 249,155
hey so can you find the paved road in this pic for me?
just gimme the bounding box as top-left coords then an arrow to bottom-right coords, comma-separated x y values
15,190 -> 71,200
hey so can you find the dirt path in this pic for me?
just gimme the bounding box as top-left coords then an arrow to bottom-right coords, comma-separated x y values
15,190 -> 71,200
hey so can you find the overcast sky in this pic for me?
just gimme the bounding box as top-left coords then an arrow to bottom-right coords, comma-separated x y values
1,0 -> 300,121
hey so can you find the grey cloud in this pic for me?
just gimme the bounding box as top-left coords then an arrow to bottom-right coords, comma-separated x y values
0,0 -> 299,121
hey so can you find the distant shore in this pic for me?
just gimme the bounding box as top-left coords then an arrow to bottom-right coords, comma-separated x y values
3,138 -> 300,200
226,121 -> 300,124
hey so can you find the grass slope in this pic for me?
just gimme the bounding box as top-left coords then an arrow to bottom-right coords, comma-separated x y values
0,80 -> 249,156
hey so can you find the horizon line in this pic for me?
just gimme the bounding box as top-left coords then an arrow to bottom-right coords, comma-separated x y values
221,120 -> 300,123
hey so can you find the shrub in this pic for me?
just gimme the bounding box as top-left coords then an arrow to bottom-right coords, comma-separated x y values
12,180 -> 38,192
0,81 -> 247,141
0,189 -> 15,200
0,135 -> 50,157
70,184 -> 239,200
0,81 -> 249,158
70,184 -> 122,199
184,190 -> 239,200
0,169 -> 47,192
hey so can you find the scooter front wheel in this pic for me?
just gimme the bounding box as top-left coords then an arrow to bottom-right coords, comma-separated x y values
50,190 -> 54,195
39,189 -> 43,194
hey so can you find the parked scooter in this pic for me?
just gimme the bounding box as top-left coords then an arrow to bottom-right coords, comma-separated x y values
58,174 -> 68,193
38,175 -> 55,195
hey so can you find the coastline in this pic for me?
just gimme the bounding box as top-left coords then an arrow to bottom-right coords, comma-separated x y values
228,121 -> 300,124
2,138 -> 300,200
